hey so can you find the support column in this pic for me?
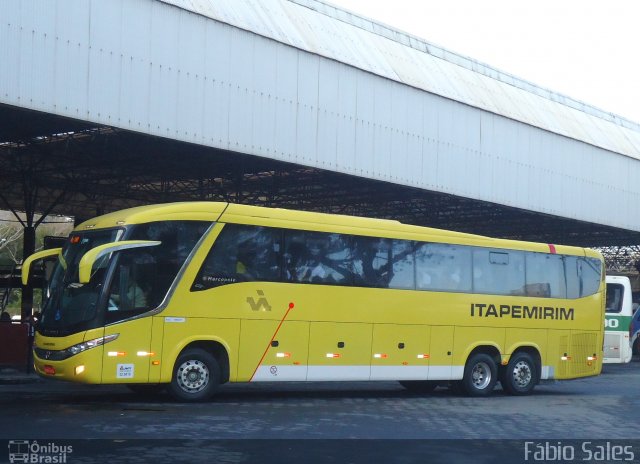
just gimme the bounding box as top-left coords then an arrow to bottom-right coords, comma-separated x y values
20,225 -> 35,320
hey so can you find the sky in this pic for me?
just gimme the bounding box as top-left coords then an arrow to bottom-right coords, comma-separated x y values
329,0 -> 640,124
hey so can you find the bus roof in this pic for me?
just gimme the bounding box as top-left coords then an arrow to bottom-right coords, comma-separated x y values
75,201 -> 595,258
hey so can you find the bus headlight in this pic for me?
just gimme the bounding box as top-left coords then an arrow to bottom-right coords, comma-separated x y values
35,334 -> 120,361
65,334 -> 119,358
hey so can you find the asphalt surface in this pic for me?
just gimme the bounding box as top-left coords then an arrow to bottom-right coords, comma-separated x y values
1,361 -> 639,463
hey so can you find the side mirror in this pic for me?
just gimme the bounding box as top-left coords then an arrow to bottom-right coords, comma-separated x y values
21,248 -> 62,285
78,240 -> 161,284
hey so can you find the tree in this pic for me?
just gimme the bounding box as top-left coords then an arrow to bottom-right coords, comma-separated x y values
0,214 -> 73,315
0,223 -> 23,265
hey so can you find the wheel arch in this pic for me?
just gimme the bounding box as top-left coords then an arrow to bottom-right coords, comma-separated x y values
504,345 -> 542,381
163,338 -> 231,384
465,344 -> 502,367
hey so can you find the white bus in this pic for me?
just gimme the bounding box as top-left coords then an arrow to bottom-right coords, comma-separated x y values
603,275 -> 633,363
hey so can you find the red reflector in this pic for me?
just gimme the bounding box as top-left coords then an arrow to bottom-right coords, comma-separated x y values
548,244 -> 557,254
44,365 -> 56,375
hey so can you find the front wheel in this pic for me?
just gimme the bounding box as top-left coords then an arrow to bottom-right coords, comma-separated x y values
461,353 -> 497,397
500,352 -> 538,395
168,348 -> 221,402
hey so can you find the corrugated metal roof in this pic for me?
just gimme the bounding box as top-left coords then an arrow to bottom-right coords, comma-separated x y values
160,0 -> 640,160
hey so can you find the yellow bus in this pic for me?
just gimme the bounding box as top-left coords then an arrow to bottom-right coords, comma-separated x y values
23,202 -> 605,401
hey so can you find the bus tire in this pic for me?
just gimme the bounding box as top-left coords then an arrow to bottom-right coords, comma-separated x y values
500,352 -> 538,396
461,353 -> 497,397
399,380 -> 439,393
169,348 -> 220,402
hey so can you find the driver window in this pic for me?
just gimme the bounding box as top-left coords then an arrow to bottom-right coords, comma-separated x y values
106,221 -> 209,322
105,250 -> 154,323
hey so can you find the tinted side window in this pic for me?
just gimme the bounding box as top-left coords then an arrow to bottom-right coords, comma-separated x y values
473,248 -> 525,296
525,253 -> 566,298
284,231 -> 352,285
108,221 -> 210,322
564,256 -> 580,299
352,237 -> 393,287
389,240 -> 415,289
350,238 -> 414,289
580,257 -> 602,297
192,224 -> 281,290
415,243 -> 472,292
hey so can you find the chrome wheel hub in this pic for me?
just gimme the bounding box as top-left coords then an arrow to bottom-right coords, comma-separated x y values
177,359 -> 209,393
512,360 -> 532,387
471,361 -> 491,390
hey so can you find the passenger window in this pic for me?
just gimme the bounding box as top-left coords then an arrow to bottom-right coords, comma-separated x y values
352,237 -> 393,287
564,256 -> 580,299
580,257 -> 602,297
284,231 -> 352,285
415,243 -> 471,292
389,240 -> 415,289
473,248 -> 525,295
192,224 -> 281,290
525,253 -> 566,298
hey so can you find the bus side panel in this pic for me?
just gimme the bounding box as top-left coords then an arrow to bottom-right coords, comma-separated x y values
546,329 -> 566,379
307,322 -> 372,381
427,325 -> 454,380
102,318 -> 153,384
546,329 -> 601,379
370,324 -> 430,380
149,316 -> 165,383
603,316 -> 632,363
451,326 -> 505,380
570,330 -> 602,378
239,320 -> 309,382
504,328 -> 546,365
159,318 -> 240,383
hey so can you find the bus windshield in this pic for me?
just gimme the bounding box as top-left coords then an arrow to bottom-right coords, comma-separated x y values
39,221 -> 212,336
40,229 -> 122,335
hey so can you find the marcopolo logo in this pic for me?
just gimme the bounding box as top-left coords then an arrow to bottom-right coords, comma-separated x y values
246,290 -> 272,312
8,440 -> 73,463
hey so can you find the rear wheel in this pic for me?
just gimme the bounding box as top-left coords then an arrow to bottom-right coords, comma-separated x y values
168,348 -> 220,402
399,380 -> 439,393
461,353 -> 497,397
500,352 -> 538,395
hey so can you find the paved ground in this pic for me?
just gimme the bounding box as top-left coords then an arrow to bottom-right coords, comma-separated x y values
1,361 -> 639,463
